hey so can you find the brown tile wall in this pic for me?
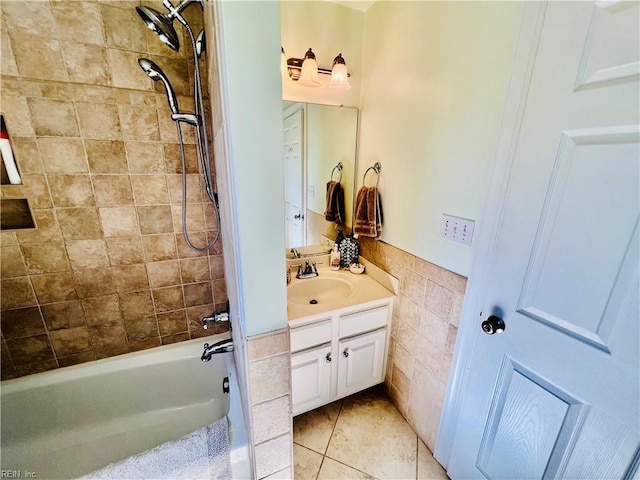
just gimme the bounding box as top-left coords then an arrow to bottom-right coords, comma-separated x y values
0,1 -> 227,380
358,237 -> 466,453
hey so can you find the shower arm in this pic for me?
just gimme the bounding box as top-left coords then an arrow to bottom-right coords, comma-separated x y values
162,0 -> 203,22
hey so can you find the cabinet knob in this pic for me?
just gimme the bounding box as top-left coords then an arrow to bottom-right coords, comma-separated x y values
343,349 -> 349,358
325,353 -> 332,363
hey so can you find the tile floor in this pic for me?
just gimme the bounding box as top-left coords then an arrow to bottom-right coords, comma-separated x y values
293,386 -> 449,479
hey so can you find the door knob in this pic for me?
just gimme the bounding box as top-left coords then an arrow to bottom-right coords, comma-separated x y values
294,213 -> 304,220
343,349 -> 349,358
482,315 -> 505,335
325,353 -> 332,363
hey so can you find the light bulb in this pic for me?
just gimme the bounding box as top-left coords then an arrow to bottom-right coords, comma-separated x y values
329,53 -> 351,90
298,48 -> 320,87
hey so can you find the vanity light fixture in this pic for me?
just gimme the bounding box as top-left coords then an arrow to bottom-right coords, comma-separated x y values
283,47 -> 351,89
298,48 -> 321,87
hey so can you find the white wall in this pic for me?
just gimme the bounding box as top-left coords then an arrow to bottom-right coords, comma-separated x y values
282,1 -> 364,107
307,104 -> 358,228
359,1 -> 524,276
216,1 -> 287,337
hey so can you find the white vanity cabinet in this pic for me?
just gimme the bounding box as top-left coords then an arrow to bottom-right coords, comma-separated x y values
291,343 -> 332,414
336,328 -> 387,399
290,302 -> 393,416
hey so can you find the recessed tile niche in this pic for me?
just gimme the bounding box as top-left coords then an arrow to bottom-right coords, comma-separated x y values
1,116 -> 35,231
0,199 -> 35,230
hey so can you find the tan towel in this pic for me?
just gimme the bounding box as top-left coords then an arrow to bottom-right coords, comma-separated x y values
354,186 -> 382,238
325,180 -> 345,225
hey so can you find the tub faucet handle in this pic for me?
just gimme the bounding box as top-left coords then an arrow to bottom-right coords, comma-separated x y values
202,311 -> 229,329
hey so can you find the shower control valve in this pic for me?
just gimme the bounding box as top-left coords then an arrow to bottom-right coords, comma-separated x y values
202,311 -> 229,329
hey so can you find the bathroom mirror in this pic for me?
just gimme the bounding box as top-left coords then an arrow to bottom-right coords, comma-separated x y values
283,102 -> 358,255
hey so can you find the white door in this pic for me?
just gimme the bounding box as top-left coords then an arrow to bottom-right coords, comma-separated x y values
336,329 -> 386,399
442,2 -> 639,479
291,344 -> 332,415
283,108 -> 305,249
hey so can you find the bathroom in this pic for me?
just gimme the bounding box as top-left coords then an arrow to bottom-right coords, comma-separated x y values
1,0 -> 638,479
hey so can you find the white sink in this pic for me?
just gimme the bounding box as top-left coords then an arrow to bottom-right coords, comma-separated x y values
287,276 -> 354,306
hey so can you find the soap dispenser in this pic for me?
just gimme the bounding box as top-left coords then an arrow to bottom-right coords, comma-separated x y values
330,244 -> 341,270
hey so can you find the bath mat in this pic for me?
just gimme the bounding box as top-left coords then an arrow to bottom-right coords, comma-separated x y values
78,417 -> 231,480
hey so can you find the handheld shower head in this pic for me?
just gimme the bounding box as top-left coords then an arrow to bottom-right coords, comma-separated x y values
138,58 -> 179,115
136,5 -> 180,51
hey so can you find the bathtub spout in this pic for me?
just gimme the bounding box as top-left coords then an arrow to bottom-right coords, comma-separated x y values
201,339 -> 234,361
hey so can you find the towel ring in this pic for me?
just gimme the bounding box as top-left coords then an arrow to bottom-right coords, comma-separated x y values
331,162 -> 343,183
362,162 -> 382,188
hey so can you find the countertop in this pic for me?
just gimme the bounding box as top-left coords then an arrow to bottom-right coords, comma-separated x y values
287,261 -> 396,322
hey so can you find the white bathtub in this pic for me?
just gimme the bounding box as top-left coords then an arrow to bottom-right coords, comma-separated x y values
0,335 -> 250,480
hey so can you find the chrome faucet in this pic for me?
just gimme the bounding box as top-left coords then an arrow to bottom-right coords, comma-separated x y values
201,338 -> 234,361
296,260 -> 320,279
202,311 -> 229,329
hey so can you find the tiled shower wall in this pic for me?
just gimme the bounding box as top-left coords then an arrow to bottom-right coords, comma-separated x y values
358,237 -> 466,453
0,1 -> 227,380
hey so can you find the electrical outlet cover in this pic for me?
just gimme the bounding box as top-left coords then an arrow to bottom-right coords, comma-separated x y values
440,214 -> 475,246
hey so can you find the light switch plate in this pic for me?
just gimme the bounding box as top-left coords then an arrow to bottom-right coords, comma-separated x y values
440,214 -> 475,246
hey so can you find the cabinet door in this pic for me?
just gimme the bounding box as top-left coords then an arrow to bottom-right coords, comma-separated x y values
337,329 -> 386,399
291,344 -> 332,416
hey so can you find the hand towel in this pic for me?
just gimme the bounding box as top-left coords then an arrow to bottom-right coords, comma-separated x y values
354,186 -> 383,238
325,180 -> 345,225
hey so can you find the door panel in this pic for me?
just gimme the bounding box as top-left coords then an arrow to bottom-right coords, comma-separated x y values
517,128 -> 639,351
445,2 -> 639,478
477,359 -> 576,480
574,1 -> 640,90
283,108 -> 305,248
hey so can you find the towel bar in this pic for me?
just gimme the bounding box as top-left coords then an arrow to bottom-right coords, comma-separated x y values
331,162 -> 343,182
362,162 -> 381,188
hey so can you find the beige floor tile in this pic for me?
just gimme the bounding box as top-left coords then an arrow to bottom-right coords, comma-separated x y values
293,399 -> 343,454
294,443 -> 324,480
318,457 -> 377,480
417,439 -> 448,479
326,388 -> 417,479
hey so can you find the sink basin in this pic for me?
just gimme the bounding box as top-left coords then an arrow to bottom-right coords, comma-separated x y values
288,276 -> 354,306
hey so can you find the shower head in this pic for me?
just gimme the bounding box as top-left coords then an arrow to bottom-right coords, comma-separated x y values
138,58 -> 179,115
195,29 -> 206,58
137,0 -> 204,52
136,5 -> 180,52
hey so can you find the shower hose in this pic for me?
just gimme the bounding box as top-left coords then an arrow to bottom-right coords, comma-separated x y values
175,122 -> 220,252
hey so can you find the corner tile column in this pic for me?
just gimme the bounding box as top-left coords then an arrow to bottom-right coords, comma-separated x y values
247,329 -> 293,479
